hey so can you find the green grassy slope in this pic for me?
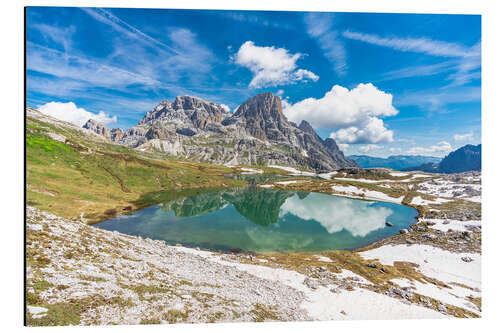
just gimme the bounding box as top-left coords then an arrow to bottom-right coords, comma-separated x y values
26,110 -> 245,223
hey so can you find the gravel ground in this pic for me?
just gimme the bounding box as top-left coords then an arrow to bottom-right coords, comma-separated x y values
26,206 -> 309,325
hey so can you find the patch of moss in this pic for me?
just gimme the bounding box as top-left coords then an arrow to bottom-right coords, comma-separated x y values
251,303 -> 281,322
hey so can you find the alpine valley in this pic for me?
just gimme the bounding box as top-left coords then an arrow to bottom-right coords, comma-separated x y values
83,92 -> 357,171
25,8 -> 483,327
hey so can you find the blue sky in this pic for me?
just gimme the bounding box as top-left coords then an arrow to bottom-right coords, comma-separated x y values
26,7 -> 481,157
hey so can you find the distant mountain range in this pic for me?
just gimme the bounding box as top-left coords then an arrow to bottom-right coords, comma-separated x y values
403,144 -> 481,174
348,155 -> 441,170
82,92 -> 357,171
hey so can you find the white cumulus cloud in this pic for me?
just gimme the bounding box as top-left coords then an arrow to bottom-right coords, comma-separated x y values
38,101 -> 117,127
453,131 -> 474,142
358,144 -> 384,153
338,143 -> 350,151
283,83 -> 397,144
330,118 -> 394,144
234,41 -> 319,88
407,141 -> 452,156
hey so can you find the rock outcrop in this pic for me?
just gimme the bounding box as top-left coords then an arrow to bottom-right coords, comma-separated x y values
110,128 -> 124,142
83,119 -> 110,139
82,120 -> 125,143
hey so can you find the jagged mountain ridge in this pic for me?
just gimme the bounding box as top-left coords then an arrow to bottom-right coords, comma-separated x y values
83,93 -> 357,171
139,96 -> 229,128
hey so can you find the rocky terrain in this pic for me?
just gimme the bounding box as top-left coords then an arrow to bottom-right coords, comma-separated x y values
26,207 -> 308,325
81,93 -> 357,171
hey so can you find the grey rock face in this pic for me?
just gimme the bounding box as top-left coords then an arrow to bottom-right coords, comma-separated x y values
176,128 -> 197,136
110,128 -> 124,142
120,127 -> 148,148
138,96 -> 229,129
83,119 -> 111,139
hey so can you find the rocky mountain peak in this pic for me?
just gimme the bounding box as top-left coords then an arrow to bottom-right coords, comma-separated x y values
233,92 -> 284,119
139,95 -> 229,129
323,137 -> 340,153
224,92 -> 290,142
298,120 -> 316,135
83,119 -> 110,139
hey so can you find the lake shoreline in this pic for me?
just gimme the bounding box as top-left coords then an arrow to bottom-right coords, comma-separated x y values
94,186 -> 419,254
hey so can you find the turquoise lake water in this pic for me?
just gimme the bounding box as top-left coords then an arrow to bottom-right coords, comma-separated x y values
95,187 -> 417,253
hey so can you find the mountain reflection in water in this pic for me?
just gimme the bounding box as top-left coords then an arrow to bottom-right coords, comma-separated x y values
95,187 -> 417,252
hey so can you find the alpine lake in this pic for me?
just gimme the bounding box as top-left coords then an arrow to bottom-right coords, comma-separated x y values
95,174 -> 418,253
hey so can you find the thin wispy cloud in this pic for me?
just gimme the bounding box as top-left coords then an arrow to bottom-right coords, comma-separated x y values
343,30 -> 477,58
396,86 -> 481,112
445,41 -> 481,87
27,12 -> 249,117
221,11 -> 294,30
31,23 -> 75,53
304,13 -> 347,76
381,60 -> 457,81
81,7 -> 179,55
454,131 -> 474,142
348,30 -> 481,88
27,42 -> 160,88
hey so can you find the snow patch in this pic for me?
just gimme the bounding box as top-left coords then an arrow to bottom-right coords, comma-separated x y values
174,246 -> 446,320
391,278 -> 481,315
360,244 -> 481,290
424,219 -> 481,233
389,172 -> 409,177
239,167 -> 264,174
411,196 -> 451,206
276,180 -> 299,185
332,185 -> 404,203
267,165 -> 316,176
315,255 -> 333,263
318,171 -> 338,180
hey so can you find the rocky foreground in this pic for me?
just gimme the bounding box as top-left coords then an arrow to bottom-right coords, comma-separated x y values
26,206 -> 309,325
26,170 -> 481,325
